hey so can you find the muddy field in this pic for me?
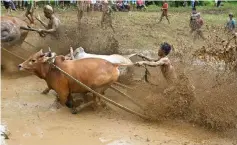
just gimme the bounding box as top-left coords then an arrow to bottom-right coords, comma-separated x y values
1,7 -> 237,145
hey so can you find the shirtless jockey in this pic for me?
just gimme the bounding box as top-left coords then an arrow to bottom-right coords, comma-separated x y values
35,5 -> 61,38
135,42 -> 177,84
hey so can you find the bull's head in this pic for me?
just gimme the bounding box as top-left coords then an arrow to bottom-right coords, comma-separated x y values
18,49 -> 56,72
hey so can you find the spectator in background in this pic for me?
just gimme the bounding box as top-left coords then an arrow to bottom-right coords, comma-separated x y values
110,0 -> 117,11
3,0 -> 16,15
91,0 -> 96,11
3,0 -> 12,14
123,0 -> 130,11
23,0 -> 27,10
9,0 -> 16,11
159,0 -> 170,24
116,0 -> 124,11
59,0 -> 64,8
136,0 -> 144,10
217,0 -> 221,7
131,0 -> 136,10
15,0 -> 22,9
195,13 -> 205,40
215,0 -> 218,6
55,0 -> 59,6
190,11 -> 205,40
183,0 -> 187,7
70,0 -> 76,4
225,13 -> 236,34
191,0 -> 198,9
25,0 -> 34,24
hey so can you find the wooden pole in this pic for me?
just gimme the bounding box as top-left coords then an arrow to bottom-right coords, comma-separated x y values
2,48 -> 26,61
110,85 -> 144,109
113,82 -> 134,90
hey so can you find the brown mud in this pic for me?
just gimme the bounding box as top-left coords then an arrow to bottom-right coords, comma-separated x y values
1,10 -> 237,144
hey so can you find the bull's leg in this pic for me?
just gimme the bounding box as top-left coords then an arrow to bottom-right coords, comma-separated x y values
56,88 -> 70,107
72,101 -> 94,114
41,87 -> 51,94
91,93 -> 99,110
65,94 -> 73,108
71,93 -> 94,114
52,97 -> 62,109
95,86 -> 109,108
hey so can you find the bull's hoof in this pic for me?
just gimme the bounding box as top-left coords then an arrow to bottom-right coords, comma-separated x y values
100,101 -> 107,108
71,108 -> 78,114
41,91 -> 48,95
41,88 -> 50,95
65,100 -> 73,108
91,103 -> 98,111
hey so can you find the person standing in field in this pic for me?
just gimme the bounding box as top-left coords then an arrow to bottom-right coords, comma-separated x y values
225,13 -> 237,44
159,0 -> 170,24
194,13 -> 205,40
25,0 -> 34,24
3,0 -> 16,15
189,9 -> 205,40
225,13 -> 236,34
101,0 -> 115,32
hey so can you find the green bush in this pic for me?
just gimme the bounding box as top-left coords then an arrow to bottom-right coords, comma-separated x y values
203,0 -> 215,6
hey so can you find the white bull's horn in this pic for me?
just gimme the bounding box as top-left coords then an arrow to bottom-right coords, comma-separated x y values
48,47 -> 51,52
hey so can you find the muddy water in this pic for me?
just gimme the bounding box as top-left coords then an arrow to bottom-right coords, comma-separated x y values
1,73 -> 237,145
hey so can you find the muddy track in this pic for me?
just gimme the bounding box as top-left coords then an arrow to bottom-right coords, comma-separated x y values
1,10 -> 237,145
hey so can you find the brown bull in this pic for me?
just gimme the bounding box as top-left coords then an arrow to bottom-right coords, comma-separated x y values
1,16 -> 29,48
18,49 -> 125,113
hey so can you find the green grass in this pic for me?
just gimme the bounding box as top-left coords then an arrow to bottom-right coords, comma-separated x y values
1,2 -> 237,27
146,2 -> 237,13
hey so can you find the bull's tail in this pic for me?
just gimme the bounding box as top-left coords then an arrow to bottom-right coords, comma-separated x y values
124,53 -> 137,59
113,63 -> 134,67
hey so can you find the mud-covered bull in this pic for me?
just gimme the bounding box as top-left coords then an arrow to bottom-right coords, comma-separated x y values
1,16 -> 29,48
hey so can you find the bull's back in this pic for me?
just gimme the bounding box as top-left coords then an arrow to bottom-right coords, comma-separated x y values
1,16 -> 28,27
57,58 -> 119,93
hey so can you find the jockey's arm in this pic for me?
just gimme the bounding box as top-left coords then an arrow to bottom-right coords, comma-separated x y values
137,54 -> 159,61
40,20 -> 59,34
36,19 -> 48,29
135,60 -> 165,67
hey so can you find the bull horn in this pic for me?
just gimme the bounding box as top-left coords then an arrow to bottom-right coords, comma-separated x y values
39,49 -> 43,54
48,47 -> 51,52
78,47 -> 84,53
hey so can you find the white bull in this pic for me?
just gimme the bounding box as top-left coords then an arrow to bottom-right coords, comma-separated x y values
66,47 -> 136,65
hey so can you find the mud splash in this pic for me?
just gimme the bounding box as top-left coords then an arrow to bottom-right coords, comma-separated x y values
124,35 -> 237,130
